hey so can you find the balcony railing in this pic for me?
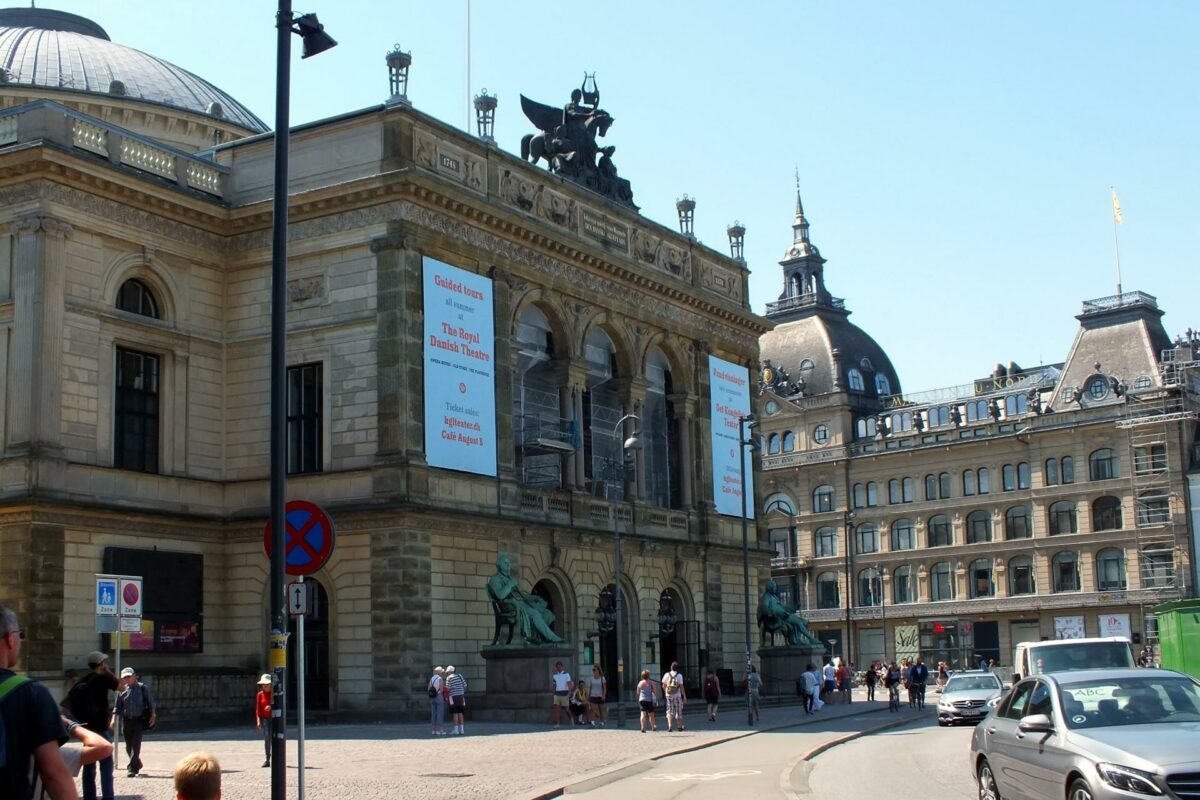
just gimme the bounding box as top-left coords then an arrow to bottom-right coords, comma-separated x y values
765,293 -> 845,316
1081,291 -> 1158,314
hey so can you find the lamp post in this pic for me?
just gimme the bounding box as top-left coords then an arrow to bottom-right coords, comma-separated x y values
610,413 -> 642,728
270,5 -> 335,800
738,414 -> 758,727
873,565 -> 889,665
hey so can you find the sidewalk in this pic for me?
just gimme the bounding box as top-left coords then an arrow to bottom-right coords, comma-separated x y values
97,688 -> 897,800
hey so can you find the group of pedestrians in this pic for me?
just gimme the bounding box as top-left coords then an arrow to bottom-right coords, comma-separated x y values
863,656 -> 929,712
551,662 -> 610,727
425,665 -> 468,735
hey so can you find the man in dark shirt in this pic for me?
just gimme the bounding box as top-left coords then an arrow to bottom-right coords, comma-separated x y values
0,605 -> 76,800
75,651 -> 117,799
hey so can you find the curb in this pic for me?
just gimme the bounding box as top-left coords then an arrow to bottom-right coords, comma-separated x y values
780,710 -> 927,799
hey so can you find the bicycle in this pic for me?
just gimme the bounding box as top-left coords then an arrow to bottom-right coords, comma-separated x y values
915,681 -> 926,710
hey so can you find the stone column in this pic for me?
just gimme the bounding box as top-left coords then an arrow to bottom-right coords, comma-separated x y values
558,383 -> 575,488
671,393 -> 696,508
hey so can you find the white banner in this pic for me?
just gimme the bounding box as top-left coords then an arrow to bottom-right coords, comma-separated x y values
423,257 -> 497,476
1098,612 -> 1131,639
708,356 -> 753,517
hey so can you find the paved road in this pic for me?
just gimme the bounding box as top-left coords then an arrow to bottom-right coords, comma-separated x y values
805,715 -> 978,799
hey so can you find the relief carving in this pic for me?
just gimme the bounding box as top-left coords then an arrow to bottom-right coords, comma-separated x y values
500,169 -> 538,211
658,242 -> 690,279
414,130 -> 437,169
535,186 -> 576,229
287,275 -> 325,307
464,157 -> 484,192
632,228 -> 660,265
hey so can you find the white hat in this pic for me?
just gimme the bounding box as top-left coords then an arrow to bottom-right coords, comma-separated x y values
120,667 -> 135,678
257,673 -> 272,685
445,665 -> 455,673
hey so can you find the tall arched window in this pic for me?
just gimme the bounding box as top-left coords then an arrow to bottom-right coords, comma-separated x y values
1049,501 -> 1078,535
930,562 -> 954,601
875,374 -> 892,396
814,526 -> 838,557
857,569 -> 882,606
1096,548 -> 1126,591
892,565 -> 916,604
855,523 -> 879,554
1002,464 -> 1016,491
847,368 -> 865,391
781,431 -> 796,452
1052,551 -> 1081,592
977,468 -> 990,494
1092,496 -> 1123,531
963,470 -> 977,496
767,433 -> 781,454
1061,456 -> 1075,484
1090,448 -> 1119,481
1009,556 -> 1035,595
938,472 -> 952,499
1045,458 -> 1060,486
1005,506 -> 1032,540
813,484 -> 835,513
642,347 -> 681,508
853,483 -> 866,509
817,572 -> 840,609
891,518 -> 915,550
1017,462 -> 1031,489
924,474 -> 937,501
582,328 -> 621,485
866,482 -> 879,507
928,515 -> 952,547
888,479 -> 901,504
116,278 -> 160,319
969,559 -> 994,598
902,477 -> 915,502
966,510 -> 992,543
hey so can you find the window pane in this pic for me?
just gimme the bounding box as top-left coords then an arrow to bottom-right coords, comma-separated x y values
286,363 -> 323,474
114,348 -> 160,473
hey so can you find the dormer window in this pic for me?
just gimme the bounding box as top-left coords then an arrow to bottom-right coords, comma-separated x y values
875,374 -> 891,396
847,368 -> 864,392
859,357 -> 873,371
116,279 -> 159,319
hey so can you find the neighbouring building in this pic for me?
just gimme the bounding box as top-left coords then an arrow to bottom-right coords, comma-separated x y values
0,8 -> 773,716
758,188 -> 1199,670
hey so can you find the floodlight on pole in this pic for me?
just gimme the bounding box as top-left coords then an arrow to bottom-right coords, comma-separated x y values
610,413 -> 641,728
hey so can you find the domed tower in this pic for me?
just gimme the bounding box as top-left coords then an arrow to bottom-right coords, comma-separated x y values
758,184 -> 901,406
0,8 -> 266,151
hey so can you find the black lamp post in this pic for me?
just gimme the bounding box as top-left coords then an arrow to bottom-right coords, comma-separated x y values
738,414 -> 758,726
610,413 -> 642,727
270,5 -> 335,799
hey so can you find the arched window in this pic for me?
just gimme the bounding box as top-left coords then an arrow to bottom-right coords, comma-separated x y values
1052,552 -> 1081,592
1137,491 -> 1170,526
642,347 -> 681,508
930,562 -> 954,601
938,472 -> 952,499
817,572 -> 840,609
924,474 -> 937,501
514,306 -> 562,488
1002,464 -> 1016,491
892,565 -> 916,604
966,510 -> 992,543
1142,545 -> 1175,588
781,431 -> 796,452
902,477 -> 915,503
853,483 -> 866,509
582,328 -> 621,484
891,519 -> 915,551
1005,506 -> 1032,539
1045,458 -> 1059,486
1004,393 -> 1028,416
857,569 -> 882,606
928,514 -> 952,547
856,417 -> 877,440
1090,448 -> 1119,481
966,399 -> 989,422
855,523 -> 879,555
875,374 -> 892,396
1009,556 -> 1035,595
1061,456 -> 1075,484
963,470 -> 977,496
866,482 -> 879,507
1092,496 -> 1123,531
799,358 -> 815,372
888,479 -> 901,504
767,433 -> 781,454
969,558 -> 994,598
1096,548 -> 1126,591
813,484 -> 835,513
977,468 -> 990,495
929,406 -> 950,427
848,368 -> 865,391
116,278 -> 160,319
764,493 -> 797,516
1048,501 -> 1078,535
1017,462 -> 1031,489
814,526 -> 838,557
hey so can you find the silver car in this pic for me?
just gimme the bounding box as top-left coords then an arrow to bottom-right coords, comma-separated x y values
969,668 -> 1200,800
939,671 -> 1005,726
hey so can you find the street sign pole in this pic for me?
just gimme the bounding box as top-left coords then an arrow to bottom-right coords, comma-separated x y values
297,574 -> 307,800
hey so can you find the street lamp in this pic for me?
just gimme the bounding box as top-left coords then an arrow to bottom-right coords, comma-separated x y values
738,414 -> 758,727
610,413 -> 643,728
872,565 -> 890,664
270,5 -> 335,800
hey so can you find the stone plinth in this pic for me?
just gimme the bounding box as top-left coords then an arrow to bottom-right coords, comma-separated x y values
476,645 -> 574,723
758,644 -> 826,696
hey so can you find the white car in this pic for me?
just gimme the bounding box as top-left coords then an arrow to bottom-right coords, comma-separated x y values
937,671 -> 1004,726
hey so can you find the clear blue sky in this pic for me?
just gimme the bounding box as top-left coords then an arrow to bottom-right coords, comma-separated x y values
40,0 -> 1200,393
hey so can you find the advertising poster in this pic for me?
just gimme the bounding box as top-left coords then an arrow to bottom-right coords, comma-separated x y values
1054,615 -> 1086,639
117,619 -> 154,652
1098,612 -> 1131,640
708,356 -> 753,517
895,624 -> 920,661
423,257 -> 497,476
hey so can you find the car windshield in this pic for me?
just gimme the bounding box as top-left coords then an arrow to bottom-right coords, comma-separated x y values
1059,676 -> 1200,729
946,677 -> 1001,692
1032,642 -> 1133,673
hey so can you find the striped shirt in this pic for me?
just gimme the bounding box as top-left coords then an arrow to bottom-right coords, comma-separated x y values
446,673 -> 467,698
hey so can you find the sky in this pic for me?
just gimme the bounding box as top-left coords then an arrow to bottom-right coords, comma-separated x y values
34,0 -> 1200,393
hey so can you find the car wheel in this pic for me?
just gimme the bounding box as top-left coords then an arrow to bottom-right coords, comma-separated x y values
1068,778 -> 1094,800
937,719 -> 947,727
977,758 -> 1001,800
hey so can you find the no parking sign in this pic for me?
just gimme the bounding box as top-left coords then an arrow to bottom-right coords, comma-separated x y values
263,500 -> 336,576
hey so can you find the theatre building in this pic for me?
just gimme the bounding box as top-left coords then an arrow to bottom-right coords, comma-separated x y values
758,191 -> 1200,669
0,8 -> 772,715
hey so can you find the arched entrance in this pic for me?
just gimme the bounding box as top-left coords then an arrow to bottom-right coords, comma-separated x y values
598,581 -> 639,702
287,578 -> 330,712
532,576 -> 573,640
656,586 -> 699,688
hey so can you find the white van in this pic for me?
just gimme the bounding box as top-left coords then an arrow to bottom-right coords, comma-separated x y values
1012,636 -> 1135,682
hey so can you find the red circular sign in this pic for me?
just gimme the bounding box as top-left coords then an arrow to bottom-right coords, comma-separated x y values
263,500 -> 336,576
122,583 -> 140,606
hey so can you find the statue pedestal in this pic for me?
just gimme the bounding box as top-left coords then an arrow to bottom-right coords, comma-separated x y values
757,644 -> 827,697
477,645 -> 575,723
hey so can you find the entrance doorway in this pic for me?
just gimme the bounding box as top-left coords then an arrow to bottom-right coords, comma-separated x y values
287,579 -> 330,712
599,583 -> 638,702
973,621 -> 1000,668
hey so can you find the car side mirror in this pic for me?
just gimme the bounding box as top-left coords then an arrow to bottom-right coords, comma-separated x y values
1018,714 -> 1054,733
986,696 -> 1001,708
1011,673 -> 1021,684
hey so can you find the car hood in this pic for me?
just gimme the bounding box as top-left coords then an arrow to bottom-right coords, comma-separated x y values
939,689 -> 1001,702
1069,722 -> 1200,769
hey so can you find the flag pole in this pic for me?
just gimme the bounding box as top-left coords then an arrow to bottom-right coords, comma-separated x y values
1110,186 -> 1123,298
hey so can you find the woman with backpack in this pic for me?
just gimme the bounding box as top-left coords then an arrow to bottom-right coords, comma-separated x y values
636,670 -> 658,733
427,666 -> 445,735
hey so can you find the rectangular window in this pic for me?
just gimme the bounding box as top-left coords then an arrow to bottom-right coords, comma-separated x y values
114,347 -> 160,473
287,363 -> 323,475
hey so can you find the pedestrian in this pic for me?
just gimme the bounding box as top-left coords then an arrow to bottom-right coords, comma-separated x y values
172,752 -> 221,800
885,661 -> 901,712
745,664 -> 762,723
987,658 -> 996,672
254,674 -> 272,766
551,661 -> 572,727
569,681 -> 589,725
445,665 -> 467,734
427,666 -> 446,736
936,661 -> 949,689
112,666 -> 155,778
661,661 -> 686,732
800,664 -> 818,714
821,660 -> 836,702
0,605 -> 76,800
836,661 -> 852,704
48,714 -> 114,799
864,660 -> 877,702
636,669 -> 657,733
702,669 -> 720,721
588,666 -> 607,727
64,650 -> 118,800
909,656 -> 929,710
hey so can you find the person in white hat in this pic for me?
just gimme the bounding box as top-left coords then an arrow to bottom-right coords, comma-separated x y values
444,666 -> 467,734
427,666 -> 446,735
255,674 -> 273,767
112,666 -> 155,777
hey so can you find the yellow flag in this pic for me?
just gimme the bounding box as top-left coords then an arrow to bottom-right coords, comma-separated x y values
1111,187 -> 1124,224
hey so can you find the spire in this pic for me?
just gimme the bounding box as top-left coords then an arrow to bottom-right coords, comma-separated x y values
784,170 -> 817,261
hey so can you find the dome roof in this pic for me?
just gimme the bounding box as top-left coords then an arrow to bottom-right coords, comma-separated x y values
760,311 -> 902,401
0,8 -> 267,133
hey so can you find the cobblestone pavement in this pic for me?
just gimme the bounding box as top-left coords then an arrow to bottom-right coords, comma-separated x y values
96,691 -> 886,800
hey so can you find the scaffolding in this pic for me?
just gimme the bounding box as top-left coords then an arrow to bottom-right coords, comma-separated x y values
1116,338 -> 1200,638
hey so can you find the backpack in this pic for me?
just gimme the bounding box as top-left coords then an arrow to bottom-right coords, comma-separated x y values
663,671 -> 679,695
64,675 -> 100,723
427,678 -> 439,698
0,674 -> 31,771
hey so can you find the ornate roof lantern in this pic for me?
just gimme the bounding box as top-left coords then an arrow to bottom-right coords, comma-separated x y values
386,44 -> 412,104
676,194 -> 696,238
727,220 -> 746,263
473,89 -> 497,143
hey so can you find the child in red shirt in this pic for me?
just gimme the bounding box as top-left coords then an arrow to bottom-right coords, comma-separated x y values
255,674 -> 273,767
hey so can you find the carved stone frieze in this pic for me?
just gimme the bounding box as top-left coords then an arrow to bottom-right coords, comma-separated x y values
12,214 -> 74,238
534,186 -> 577,229
657,241 -> 691,280
413,129 -> 437,169
632,228 -> 660,266
500,169 -> 539,212
287,275 -> 325,308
